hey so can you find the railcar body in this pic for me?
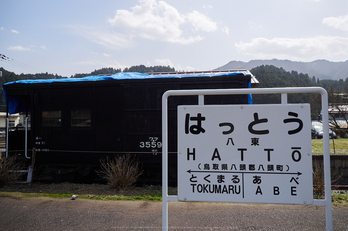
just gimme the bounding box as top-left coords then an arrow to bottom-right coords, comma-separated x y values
3,70 -> 257,184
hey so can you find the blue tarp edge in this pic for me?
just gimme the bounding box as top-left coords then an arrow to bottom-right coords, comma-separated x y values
3,71 -> 252,114
3,71 -> 248,86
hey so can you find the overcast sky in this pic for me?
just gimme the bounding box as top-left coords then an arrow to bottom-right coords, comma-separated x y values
1,0 -> 347,76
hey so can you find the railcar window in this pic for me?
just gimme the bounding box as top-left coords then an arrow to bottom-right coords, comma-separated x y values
9,120 -> 16,127
42,111 -> 61,127
71,110 -> 91,127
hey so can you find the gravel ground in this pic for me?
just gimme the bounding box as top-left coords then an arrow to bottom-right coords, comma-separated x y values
1,183 -> 348,230
0,196 -> 348,230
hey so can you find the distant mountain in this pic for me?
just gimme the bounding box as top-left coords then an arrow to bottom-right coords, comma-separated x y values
215,59 -> 348,80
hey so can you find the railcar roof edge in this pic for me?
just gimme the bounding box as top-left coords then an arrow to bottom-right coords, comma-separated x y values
2,70 -> 255,114
4,71 -> 252,85
3,70 -> 254,86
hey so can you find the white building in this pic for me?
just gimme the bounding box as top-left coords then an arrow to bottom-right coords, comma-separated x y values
0,112 -> 21,129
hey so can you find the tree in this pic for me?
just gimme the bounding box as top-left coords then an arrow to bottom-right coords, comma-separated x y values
123,65 -> 175,73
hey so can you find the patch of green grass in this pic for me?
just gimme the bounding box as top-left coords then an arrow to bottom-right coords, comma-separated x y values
0,191 -> 162,201
80,194 -> 162,201
332,192 -> 348,206
312,138 -> 348,154
0,192 -> 73,199
2,190 -> 347,205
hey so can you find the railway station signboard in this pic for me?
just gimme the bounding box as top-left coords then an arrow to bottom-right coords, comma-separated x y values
177,104 -> 313,205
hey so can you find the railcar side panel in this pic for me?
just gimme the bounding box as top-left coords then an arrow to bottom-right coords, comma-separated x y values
4,72 -> 253,184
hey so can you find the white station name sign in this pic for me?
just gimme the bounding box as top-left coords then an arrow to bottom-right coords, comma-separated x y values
178,104 -> 313,205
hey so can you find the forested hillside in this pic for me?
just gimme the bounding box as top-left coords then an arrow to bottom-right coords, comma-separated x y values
251,65 -> 317,88
73,67 -> 122,78
72,65 -> 175,78
217,59 -> 348,81
250,65 -> 317,104
123,65 -> 175,73
250,65 -> 348,106
250,65 -> 322,119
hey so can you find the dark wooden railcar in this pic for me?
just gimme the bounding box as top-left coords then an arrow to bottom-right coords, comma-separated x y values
3,70 -> 257,184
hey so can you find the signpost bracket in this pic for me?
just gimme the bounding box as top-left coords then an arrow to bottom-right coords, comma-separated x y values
281,93 -> 288,104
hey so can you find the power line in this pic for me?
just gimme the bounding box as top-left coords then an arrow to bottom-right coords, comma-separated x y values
0,53 -> 45,73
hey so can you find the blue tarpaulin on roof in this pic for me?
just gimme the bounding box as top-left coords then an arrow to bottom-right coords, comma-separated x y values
3,71 -> 252,114
3,71 -> 250,85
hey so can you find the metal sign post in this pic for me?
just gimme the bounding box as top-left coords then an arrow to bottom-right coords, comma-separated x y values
162,87 -> 332,231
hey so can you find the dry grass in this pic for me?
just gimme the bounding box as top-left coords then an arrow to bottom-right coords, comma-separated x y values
312,161 -> 342,199
312,161 -> 325,198
0,154 -> 25,188
96,154 -> 143,190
